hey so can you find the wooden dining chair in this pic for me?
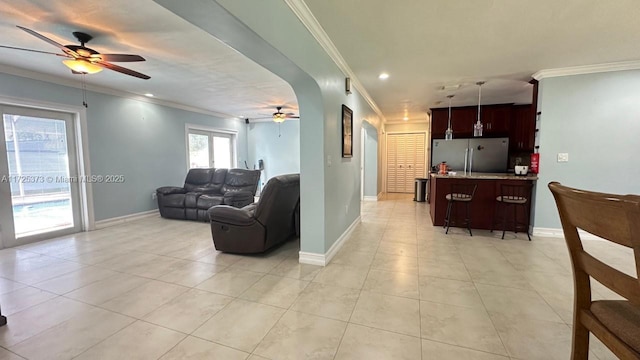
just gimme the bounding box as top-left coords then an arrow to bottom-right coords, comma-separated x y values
549,182 -> 640,359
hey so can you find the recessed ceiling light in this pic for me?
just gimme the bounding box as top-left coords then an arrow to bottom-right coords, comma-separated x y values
378,73 -> 389,80
144,93 -> 154,97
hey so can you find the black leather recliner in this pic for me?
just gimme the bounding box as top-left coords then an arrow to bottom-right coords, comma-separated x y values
208,174 -> 300,253
156,168 -> 260,221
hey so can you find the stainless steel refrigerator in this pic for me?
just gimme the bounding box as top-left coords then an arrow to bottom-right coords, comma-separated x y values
431,137 -> 509,173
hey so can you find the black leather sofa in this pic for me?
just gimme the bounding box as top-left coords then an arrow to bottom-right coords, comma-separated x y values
156,168 -> 260,221
208,174 -> 300,253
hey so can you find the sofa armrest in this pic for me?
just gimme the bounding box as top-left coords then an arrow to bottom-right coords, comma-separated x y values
156,186 -> 186,195
223,191 -> 255,208
208,205 -> 256,226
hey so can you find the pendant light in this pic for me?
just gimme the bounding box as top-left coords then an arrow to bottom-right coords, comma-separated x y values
473,81 -> 485,137
445,94 -> 454,141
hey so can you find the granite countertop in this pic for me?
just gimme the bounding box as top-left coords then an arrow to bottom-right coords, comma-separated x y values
429,172 -> 538,181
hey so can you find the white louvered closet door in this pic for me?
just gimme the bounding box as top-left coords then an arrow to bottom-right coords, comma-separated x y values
386,134 -> 398,192
386,133 -> 426,193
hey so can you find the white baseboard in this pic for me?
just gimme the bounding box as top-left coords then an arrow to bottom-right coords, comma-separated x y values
532,227 -> 604,241
298,252 -> 326,266
95,209 -> 159,229
299,216 -> 361,266
363,196 -> 378,202
532,227 -> 564,238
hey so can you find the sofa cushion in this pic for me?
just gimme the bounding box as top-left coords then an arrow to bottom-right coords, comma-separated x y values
221,169 -> 260,194
198,194 -> 224,209
185,192 -> 200,208
212,168 -> 227,185
184,168 -> 216,192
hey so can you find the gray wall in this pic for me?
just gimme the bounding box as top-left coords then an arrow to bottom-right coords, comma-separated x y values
363,121 -> 378,197
0,72 -> 247,221
247,120 -> 300,192
533,70 -> 640,229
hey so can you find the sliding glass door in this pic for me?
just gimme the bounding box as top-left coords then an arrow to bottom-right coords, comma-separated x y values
187,128 -> 234,169
0,105 -> 82,247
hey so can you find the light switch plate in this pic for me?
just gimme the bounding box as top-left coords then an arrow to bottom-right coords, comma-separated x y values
557,153 -> 569,162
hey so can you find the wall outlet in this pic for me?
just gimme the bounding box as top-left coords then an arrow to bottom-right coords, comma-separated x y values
327,155 -> 332,167
557,153 -> 569,162
151,192 -> 157,200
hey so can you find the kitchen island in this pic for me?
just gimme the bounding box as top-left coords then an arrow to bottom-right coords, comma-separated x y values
429,172 -> 538,231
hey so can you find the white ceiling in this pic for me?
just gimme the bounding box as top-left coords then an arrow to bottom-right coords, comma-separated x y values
0,0 -> 298,120
1,1 -> 640,124
304,0 -> 640,122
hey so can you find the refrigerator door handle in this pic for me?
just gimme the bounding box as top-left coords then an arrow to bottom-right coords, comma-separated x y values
464,148 -> 469,175
469,148 -> 474,174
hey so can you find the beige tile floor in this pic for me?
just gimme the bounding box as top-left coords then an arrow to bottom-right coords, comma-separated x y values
0,194 -> 634,359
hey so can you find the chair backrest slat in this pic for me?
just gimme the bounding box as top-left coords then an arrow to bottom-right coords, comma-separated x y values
549,182 -> 640,302
579,252 -> 640,304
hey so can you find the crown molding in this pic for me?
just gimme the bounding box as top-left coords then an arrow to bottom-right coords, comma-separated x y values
385,120 -> 430,125
532,60 -> 640,80
0,64 -> 238,120
247,118 -> 299,123
284,0 -> 386,125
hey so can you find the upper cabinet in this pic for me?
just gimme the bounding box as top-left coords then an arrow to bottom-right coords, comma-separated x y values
430,103 -> 535,152
511,105 -> 536,152
482,104 -> 512,135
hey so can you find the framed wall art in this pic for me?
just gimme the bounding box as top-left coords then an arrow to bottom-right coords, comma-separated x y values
342,104 -> 353,158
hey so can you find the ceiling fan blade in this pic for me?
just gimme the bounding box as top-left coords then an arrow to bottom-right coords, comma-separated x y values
91,54 -> 145,62
95,61 -> 150,79
0,45 -> 69,57
285,115 -> 300,119
16,25 -> 78,57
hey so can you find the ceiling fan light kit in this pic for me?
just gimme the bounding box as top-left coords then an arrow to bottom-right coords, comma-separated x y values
273,113 -> 287,123
62,58 -> 103,74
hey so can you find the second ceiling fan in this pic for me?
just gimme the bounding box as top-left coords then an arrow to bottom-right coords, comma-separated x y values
254,106 -> 299,123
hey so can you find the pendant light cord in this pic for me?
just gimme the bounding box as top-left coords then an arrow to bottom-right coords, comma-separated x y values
81,73 -> 88,108
476,81 -> 485,123
447,95 -> 454,129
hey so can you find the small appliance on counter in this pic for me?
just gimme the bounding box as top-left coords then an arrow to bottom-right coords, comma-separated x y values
514,165 -> 529,176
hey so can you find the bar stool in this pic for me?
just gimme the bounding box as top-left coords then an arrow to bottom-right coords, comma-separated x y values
492,183 -> 532,240
443,183 -> 477,236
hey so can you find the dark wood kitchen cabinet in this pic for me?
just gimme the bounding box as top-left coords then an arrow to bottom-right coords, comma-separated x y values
431,104 -> 511,138
430,106 -> 480,139
511,105 -> 535,152
431,103 -> 535,152
430,108 -> 449,138
482,105 -> 512,135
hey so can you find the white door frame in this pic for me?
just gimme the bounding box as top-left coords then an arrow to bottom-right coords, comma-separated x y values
185,123 -> 238,170
360,127 -> 365,202
0,96 -> 92,248
384,131 -> 428,193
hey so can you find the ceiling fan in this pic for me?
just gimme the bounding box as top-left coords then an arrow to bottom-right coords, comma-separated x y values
255,106 -> 299,123
0,25 -> 150,79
